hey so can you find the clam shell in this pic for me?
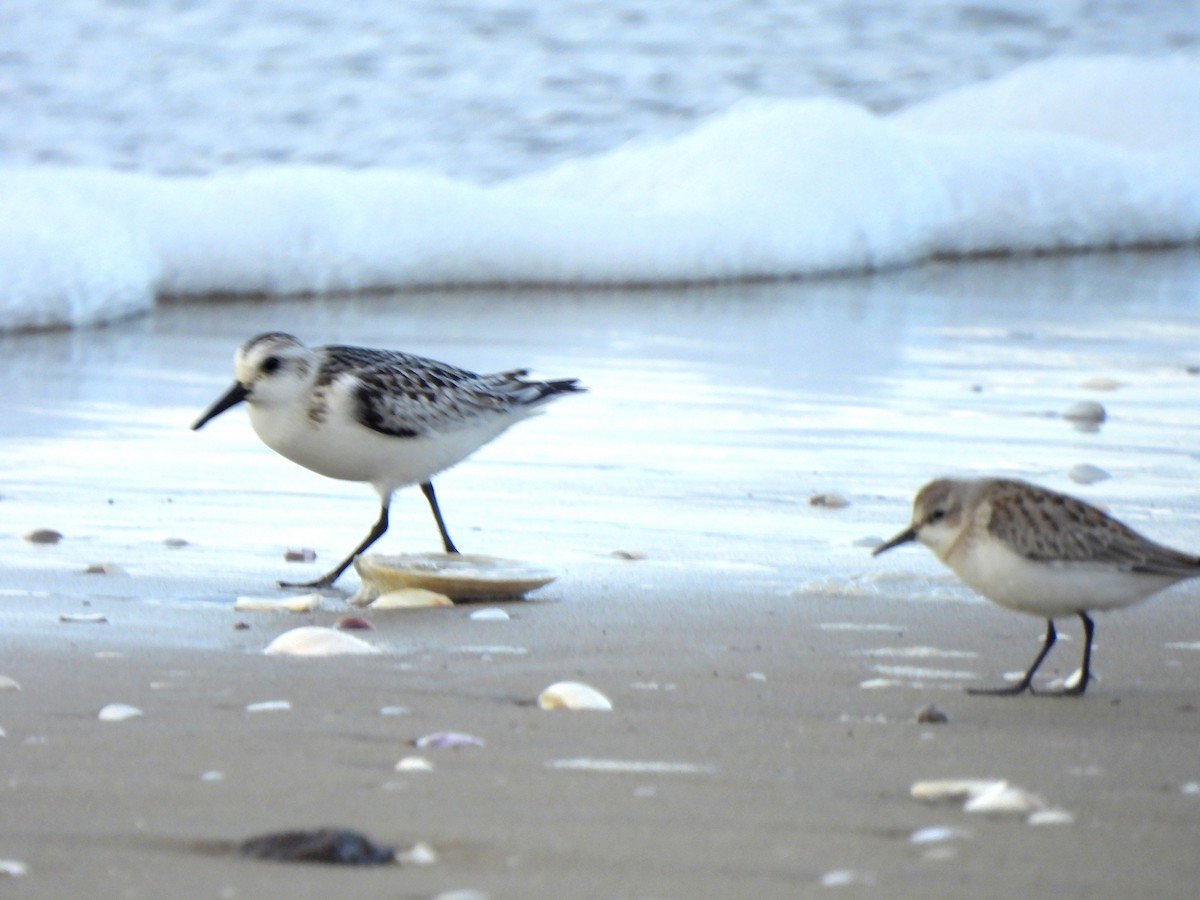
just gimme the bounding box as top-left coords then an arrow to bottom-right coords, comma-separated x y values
963,781 -> 1046,815
263,626 -> 380,657
369,588 -> 454,610
351,552 -> 555,606
538,681 -> 613,711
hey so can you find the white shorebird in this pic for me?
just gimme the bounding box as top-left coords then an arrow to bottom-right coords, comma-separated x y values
873,477 -> 1200,696
193,332 -> 584,587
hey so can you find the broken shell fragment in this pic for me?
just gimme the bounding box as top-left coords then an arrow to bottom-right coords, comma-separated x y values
468,607 -> 510,621
809,492 -> 850,508
351,552 -> 556,606
915,704 -> 949,724
23,528 -> 62,544
412,731 -> 485,749
1027,809 -> 1075,826
910,779 -> 1007,804
538,681 -> 613,711
963,781 -> 1046,815
368,588 -> 454,610
334,615 -> 373,630
59,613 -> 108,624
0,676 -> 20,692
98,703 -> 143,722
245,700 -> 292,713
1068,463 -> 1110,485
263,626 -> 380,657
0,859 -> 27,877
394,756 -> 435,772
83,562 -> 127,575
234,594 -> 323,613
284,548 -> 317,563
1062,401 -> 1106,424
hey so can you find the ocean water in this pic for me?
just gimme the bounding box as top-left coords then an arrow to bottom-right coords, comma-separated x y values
1,1 -> 1199,330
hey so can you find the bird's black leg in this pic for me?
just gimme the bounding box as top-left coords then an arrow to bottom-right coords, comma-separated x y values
279,503 -> 390,589
1055,611 -> 1094,697
968,618 -> 1058,696
420,481 -> 460,554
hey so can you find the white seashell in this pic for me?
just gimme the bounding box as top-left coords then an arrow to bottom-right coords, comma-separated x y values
910,779 -> 1006,804
859,677 -> 903,689
468,607 -> 510,621
1180,782 -> 1200,795
59,613 -> 107,624
430,890 -> 489,900
0,859 -> 27,877
394,756 -> 434,772
1027,808 -> 1075,826
245,700 -> 291,713
413,731 -> 485,749
963,781 -> 1046,815
234,594 -> 323,612
379,706 -> 410,716
200,770 -> 224,782
909,825 -> 970,844
0,676 -> 19,692
354,551 -> 555,605
98,703 -> 143,722
369,588 -> 454,610
538,681 -> 613,711
745,672 -> 767,682
262,626 -> 380,656
397,841 -> 438,866
1068,463 -> 1110,485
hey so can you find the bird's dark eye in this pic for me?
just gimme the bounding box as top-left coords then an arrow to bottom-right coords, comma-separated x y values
928,508 -> 946,523
262,355 -> 281,374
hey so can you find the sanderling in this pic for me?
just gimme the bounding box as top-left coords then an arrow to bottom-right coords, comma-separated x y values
873,477 -> 1200,696
193,332 -> 584,587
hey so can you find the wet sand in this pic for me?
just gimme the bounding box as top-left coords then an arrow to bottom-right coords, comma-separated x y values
3,249 -> 1200,898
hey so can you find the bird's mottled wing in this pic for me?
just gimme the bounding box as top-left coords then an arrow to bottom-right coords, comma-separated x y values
986,480 -> 1200,576
318,347 -> 544,438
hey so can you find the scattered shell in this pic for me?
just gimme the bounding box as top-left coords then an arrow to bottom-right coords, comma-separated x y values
379,705 -> 410,716
468,607 -> 510,621
1027,809 -> 1075,826
163,537 -> 190,548
23,528 -> 62,544
610,549 -> 646,560
0,860 -> 27,877
809,492 -> 850,509
98,703 -> 143,722
1181,781 -> 1200,795
200,770 -> 224,782
59,613 -> 108,624
745,671 -> 767,682
233,621 -> 250,630
351,552 -> 556,605
963,781 -> 1046,815
911,779 -> 1006,804
546,758 -> 715,775
83,562 -> 127,575
238,828 -> 395,865
284,548 -> 317,562
397,841 -> 438,866
538,681 -> 613,711
334,615 -> 374,630
1061,400 -> 1106,424
909,826 -> 970,844
1068,463 -> 1110,485
0,676 -> 20,692
368,588 -> 454,610
263,626 -> 380,657
916,704 -> 949,724
394,756 -> 435,772
234,594 -> 323,613
859,677 -> 903,690
245,700 -> 292,713
819,869 -> 872,887
412,731 -> 485,749
431,891 -> 489,900
1079,377 -> 1123,391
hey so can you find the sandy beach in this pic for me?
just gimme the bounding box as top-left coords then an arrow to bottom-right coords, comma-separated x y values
3,249 -> 1200,898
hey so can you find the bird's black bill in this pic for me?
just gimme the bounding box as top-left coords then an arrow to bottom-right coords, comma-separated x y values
872,526 -> 917,556
192,382 -> 250,430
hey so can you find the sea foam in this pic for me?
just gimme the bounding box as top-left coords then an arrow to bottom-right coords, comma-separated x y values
1,54 -> 1196,332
